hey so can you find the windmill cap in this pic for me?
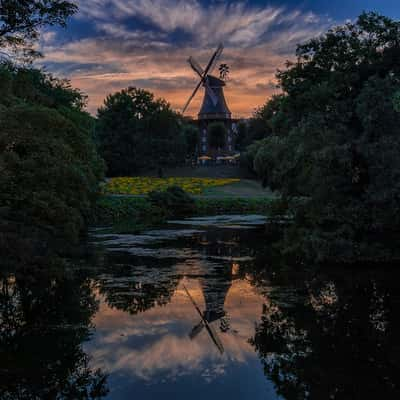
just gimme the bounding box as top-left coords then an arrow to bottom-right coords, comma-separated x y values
203,75 -> 226,87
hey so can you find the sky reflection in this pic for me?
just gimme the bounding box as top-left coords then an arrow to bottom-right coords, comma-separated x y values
85,276 -> 281,399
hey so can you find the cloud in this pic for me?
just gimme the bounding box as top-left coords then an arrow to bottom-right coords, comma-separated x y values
38,0 -> 334,116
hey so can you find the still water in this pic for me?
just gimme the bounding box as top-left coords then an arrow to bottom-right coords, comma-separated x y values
1,215 -> 400,399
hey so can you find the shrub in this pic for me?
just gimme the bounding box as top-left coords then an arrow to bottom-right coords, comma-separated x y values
148,186 -> 196,218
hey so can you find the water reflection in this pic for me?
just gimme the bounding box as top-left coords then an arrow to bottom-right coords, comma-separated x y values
2,215 -> 400,399
250,268 -> 400,399
87,216 -> 400,399
0,261 -> 109,399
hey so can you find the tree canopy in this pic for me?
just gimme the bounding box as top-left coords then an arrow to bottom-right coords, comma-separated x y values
0,63 -> 104,258
0,0 -> 77,59
97,87 -> 187,176
245,12 -> 400,262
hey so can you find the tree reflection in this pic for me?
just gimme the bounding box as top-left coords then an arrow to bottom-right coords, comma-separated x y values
90,226 -> 262,316
93,255 -> 181,315
249,267 -> 400,399
0,259 -> 109,399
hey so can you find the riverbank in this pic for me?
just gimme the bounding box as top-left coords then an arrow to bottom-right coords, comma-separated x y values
91,194 -> 282,232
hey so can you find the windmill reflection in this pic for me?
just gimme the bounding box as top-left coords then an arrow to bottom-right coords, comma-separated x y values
186,262 -> 240,353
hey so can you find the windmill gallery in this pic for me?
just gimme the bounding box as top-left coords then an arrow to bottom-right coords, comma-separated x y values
183,44 -> 240,162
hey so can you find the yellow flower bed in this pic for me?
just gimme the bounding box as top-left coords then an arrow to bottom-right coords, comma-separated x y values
104,177 -> 240,195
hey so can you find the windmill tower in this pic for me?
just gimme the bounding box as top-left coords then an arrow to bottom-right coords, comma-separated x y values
183,44 -> 237,160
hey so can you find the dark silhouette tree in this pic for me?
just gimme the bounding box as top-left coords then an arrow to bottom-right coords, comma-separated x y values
97,87 -> 186,176
0,64 -> 104,256
244,12 -> 400,262
208,122 -> 227,150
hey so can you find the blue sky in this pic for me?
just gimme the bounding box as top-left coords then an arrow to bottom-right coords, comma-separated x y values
38,0 -> 400,116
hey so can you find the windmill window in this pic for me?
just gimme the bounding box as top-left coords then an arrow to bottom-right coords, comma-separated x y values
228,135 -> 232,143
228,145 -> 232,151
202,136 -> 207,143
202,145 -> 207,152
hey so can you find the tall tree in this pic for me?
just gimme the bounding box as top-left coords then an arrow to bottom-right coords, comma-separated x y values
0,64 -> 104,256
97,87 -> 186,176
246,12 -> 400,262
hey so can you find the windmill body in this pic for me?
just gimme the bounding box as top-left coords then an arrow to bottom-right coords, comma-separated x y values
198,75 -> 231,120
183,45 -> 238,160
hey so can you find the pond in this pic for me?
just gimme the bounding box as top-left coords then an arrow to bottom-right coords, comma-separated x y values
1,215 -> 400,399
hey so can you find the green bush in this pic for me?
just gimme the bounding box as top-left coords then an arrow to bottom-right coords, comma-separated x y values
148,186 -> 196,218
91,196 -> 165,233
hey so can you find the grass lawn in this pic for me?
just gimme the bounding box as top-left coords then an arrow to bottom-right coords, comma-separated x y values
202,179 -> 275,198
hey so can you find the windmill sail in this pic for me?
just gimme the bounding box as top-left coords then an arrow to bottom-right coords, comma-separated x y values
182,43 -> 224,114
188,56 -> 204,76
188,57 -> 218,106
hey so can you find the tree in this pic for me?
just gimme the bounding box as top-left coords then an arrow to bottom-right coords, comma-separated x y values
247,12 -> 400,262
97,87 -> 186,176
183,124 -> 199,158
234,121 -> 248,152
0,64 -> 104,257
0,0 -> 77,59
208,122 -> 227,149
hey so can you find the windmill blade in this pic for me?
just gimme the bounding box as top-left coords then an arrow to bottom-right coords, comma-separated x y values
189,320 -> 205,340
189,56 -> 218,106
203,43 -> 224,77
182,78 -> 203,114
188,56 -> 204,77
183,285 -> 224,354
182,75 -> 218,113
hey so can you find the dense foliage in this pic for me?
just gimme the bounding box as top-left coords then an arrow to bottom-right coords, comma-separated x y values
245,12 -> 400,261
0,0 -> 77,59
183,124 -> 199,158
208,121 -> 227,149
97,87 -> 188,176
0,63 -> 104,258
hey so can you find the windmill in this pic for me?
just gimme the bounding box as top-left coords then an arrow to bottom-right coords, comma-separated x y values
183,44 -> 235,158
182,43 -> 231,120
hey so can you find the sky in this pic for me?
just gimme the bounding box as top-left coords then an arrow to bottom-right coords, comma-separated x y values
38,0 -> 400,117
